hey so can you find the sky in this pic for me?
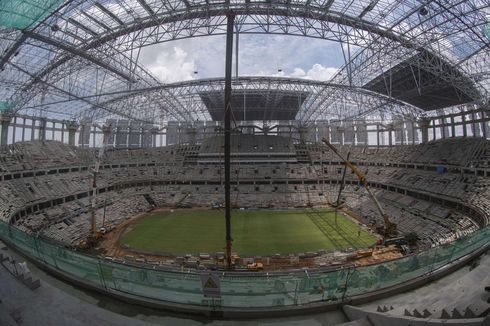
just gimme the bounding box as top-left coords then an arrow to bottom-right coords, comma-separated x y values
138,34 -> 346,83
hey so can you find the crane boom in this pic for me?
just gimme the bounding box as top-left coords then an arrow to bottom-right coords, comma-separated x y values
321,138 -> 396,238
90,125 -> 111,240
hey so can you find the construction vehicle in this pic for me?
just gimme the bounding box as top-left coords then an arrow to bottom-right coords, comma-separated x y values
321,138 -> 397,239
175,192 -> 191,208
247,262 -> 264,271
80,125 -> 111,249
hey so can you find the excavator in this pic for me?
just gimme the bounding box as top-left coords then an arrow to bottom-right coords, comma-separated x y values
79,125 -> 111,249
321,138 -> 397,240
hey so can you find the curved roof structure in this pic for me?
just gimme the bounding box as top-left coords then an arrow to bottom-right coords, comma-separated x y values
0,0 -> 489,124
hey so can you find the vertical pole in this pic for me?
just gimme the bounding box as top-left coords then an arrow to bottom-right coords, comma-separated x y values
0,113 -> 12,146
21,118 -> 26,142
235,27 -> 239,79
224,13 -> 235,270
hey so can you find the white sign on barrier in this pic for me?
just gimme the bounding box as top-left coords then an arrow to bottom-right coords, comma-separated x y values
200,273 -> 221,298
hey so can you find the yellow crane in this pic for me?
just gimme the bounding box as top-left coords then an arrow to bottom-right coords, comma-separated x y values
79,125 -> 111,249
321,138 -> 397,239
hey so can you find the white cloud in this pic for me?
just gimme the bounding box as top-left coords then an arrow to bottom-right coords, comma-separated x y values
138,35 -> 342,83
305,64 -> 338,81
291,68 -> 306,77
144,46 -> 196,83
270,64 -> 337,81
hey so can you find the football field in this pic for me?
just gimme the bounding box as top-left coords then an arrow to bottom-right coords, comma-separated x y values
120,208 -> 377,255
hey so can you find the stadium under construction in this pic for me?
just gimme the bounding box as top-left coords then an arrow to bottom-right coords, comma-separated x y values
0,0 -> 490,325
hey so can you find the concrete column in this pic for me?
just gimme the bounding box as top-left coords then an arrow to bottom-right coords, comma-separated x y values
450,116 -> 455,138
0,113 -> 13,146
21,117 -> 26,142
482,109 -> 488,139
11,116 -> 16,143
462,113 -> 467,137
418,118 -> 431,144
387,124 -> 394,146
337,127 -> 345,146
298,126 -> 309,144
102,125 -> 112,145
150,127 -> 159,148
67,121 -> 79,146
186,127 -> 197,145
471,111 -> 480,137
31,118 -> 35,141
38,117 -> 47,142
440,118 -> 446,139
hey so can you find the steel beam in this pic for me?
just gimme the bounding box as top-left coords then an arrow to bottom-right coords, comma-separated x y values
26,32 -> 136,82
224,13 -> 235,270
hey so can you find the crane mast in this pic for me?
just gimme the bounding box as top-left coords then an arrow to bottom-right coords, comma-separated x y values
89,125 -> 111,242
321,138 -> 397,239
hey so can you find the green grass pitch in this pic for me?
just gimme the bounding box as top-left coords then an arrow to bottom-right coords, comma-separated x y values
120,209 -> 377,255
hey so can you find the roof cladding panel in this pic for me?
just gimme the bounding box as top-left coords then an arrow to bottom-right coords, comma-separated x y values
200,90 -> 308,121
364,51 -> 478,111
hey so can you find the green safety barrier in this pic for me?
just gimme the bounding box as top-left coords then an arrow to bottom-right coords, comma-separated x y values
484,24 -> 490,42
0,102 -> 15,112
0,219 -> 488,308
0,0 -> 64,30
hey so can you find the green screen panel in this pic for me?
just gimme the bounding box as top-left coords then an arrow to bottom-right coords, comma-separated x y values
0,0 -> 64,30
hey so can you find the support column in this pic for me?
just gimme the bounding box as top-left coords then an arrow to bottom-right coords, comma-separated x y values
441,118 -> 446,139
298,126 -> 309,144
102,125 -> 112,145
150,127 -> 159,147
224,13 -> 235,270
31,118 -> 35,141
387,124 -> 393,147
186,127 -> 197,145
450,116 -> 455,138
38,117 -> 47,142
462,113 -> 467,137
472,111 -> 480,137
67,121 -> 79,146
21,117 -> 26,142
338,126 -> 345,146
419,118 -> 431,144
11,116 -> 16,143
482,109 -> 488,139
0,113 -> 13,146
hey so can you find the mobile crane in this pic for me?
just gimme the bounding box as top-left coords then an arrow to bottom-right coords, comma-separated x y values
321,138 -> 397,239
79,124 -> 111,249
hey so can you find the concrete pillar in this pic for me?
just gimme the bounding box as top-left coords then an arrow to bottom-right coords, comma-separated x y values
0,113 -> 13,146
462,113 -> 467,137
11,116 -> 16,143
21,117 -> 26,142
482,109 -> 488,139
440,118 -> 446,139
102,125 -> 112,145
298,126 -> 309,144
471,111 -> 481,137
150,127 -> 159,147
31,118 -> 35,141
418,118 -> 431,143
387,124 -> 394,146
450,116 -> 455,138
186,127 -> 197,145
67,121 -> 79,146
38,117 -> 47,142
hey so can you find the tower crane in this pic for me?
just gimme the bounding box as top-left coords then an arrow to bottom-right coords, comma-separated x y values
321,138 -> 397,239
79,124 -> 111,248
